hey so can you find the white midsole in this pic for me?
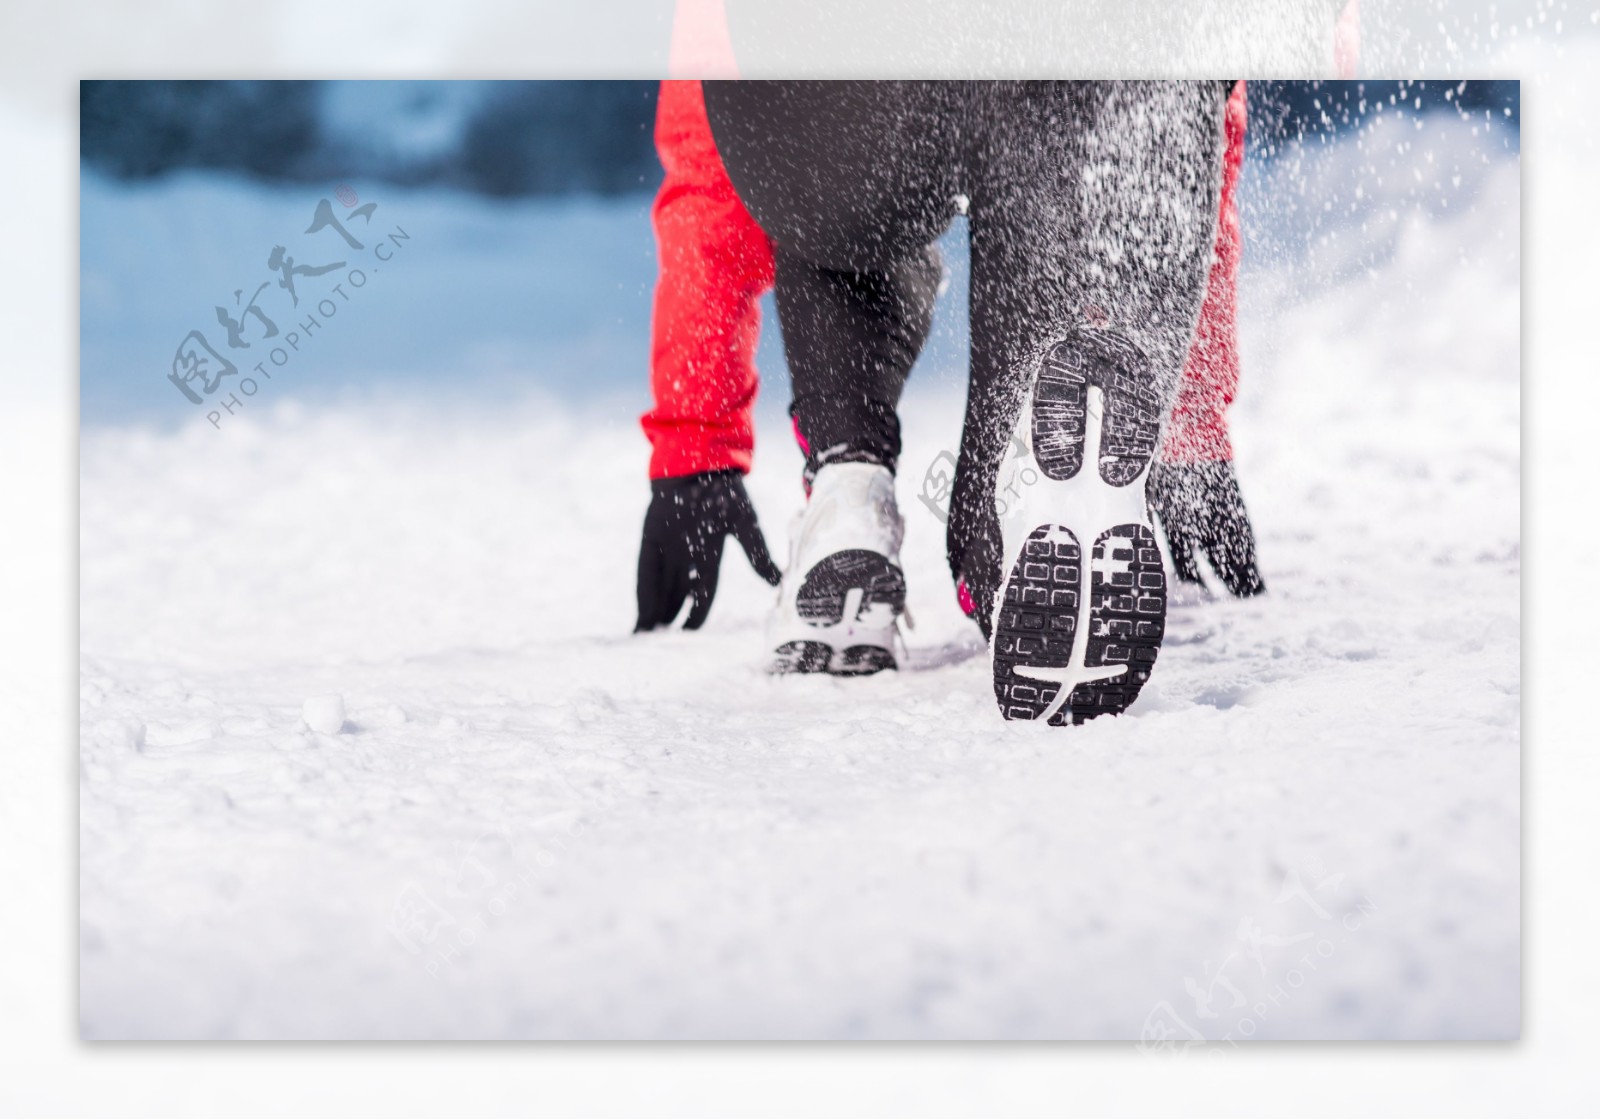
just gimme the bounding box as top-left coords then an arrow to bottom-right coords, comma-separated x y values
991,384 -> 1153,722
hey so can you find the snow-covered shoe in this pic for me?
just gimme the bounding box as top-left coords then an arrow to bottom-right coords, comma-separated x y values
990,337 -> 1168,725
769,462 -> 906,675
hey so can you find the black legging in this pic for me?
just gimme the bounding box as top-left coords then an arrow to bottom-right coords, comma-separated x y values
704,80 -> 1228,605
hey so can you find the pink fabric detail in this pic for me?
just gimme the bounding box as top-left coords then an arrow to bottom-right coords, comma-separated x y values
668,0 -> 740,79
791,414 -> 811,457
956,578 -> 976,617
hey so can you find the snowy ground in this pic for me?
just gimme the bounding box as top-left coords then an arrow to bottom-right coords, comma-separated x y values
79,112 -> 1519,1039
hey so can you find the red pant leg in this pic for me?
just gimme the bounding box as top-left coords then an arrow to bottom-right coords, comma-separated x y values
1160,79 -> 1247,465
640,79 -> 776,479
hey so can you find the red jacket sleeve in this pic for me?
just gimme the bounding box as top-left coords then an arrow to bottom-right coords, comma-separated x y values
640,79 -> 776,479
1161,79 -> 1247,465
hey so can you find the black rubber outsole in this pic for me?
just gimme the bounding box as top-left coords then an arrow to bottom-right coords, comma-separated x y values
795,549 -> 906,625
773,640 -> 897,676
775,549 -> 905,677
992,335 -> 1168,725
1032,332 -> 1165,488
993,525 -> 1082,724
1075,523 -> 1165,721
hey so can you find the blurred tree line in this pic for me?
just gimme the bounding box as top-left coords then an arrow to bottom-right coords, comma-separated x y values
80,80 -> 1516,197
80,80 -> 661,196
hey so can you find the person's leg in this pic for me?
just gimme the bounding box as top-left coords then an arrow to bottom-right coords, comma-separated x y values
702,80 -> 957,673
641,79 -> 775,481
1163,80 -> 1247,469
773,246 -> 941,485
704,81 -> 956,485
1151,79 -> 1267,597
953,80 -> 1230,722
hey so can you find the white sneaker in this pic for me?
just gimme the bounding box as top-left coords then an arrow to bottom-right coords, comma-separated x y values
768,462 -> 906,675
990,336 -> 1169,725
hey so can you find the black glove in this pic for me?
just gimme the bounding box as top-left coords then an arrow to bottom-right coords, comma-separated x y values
635,469 -> 783,632
1147,460 -> 1266,598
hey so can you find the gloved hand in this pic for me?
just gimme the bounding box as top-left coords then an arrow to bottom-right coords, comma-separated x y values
1147,460 -> 1266,598
635,469 -> 783,631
